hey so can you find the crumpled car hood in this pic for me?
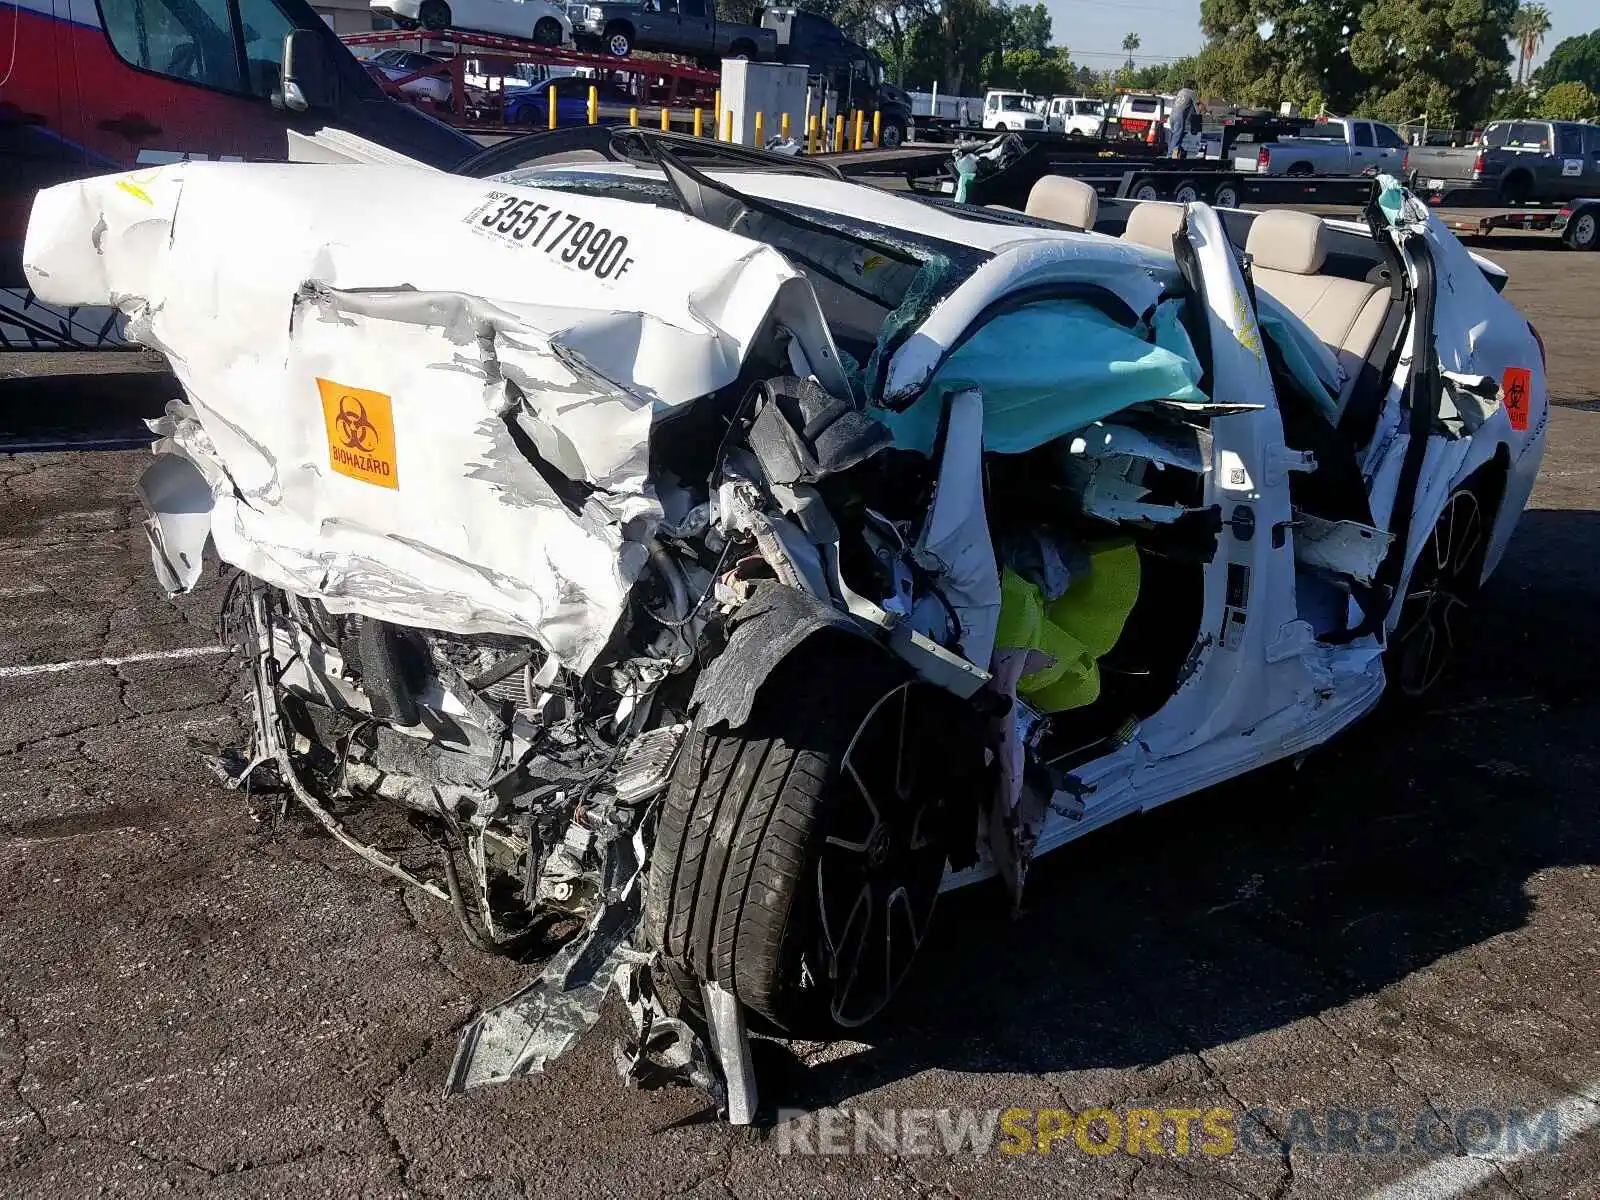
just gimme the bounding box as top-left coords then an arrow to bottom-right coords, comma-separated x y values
24,162 -> 831,670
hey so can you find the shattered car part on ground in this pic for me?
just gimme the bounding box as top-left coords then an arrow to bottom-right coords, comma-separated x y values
22,133 -> 1549,1120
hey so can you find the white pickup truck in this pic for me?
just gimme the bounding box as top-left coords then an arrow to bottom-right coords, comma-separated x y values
1254,117 -> 1410,178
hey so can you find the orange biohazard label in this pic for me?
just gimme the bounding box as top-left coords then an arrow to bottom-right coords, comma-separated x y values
1502,366 -> 1531,432
318,378 -> 399,489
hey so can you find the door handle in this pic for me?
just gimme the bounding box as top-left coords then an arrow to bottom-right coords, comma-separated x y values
98,113 -> 163,141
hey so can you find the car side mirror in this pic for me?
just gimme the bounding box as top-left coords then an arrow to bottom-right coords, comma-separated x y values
276,29 -> 337,113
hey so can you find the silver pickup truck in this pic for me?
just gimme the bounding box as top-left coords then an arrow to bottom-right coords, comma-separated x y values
1255,117 -> 1409,178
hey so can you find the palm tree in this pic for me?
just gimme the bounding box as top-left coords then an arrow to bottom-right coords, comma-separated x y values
1122,31 -> 1141,71
1511,4 -> 1552,86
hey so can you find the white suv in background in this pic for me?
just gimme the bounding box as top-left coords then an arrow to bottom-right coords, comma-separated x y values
372,0 -> 573,45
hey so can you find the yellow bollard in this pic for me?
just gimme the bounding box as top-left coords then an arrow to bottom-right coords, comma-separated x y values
820,102 -> 829,146
781,112 -> 791,140
694,107 -> 704,137
723,108 -> 732,142
547,84 -> 557,130
629,106 -> 638,127
587,85 -> 597,125
754,111 -> 764,146
853,109 -> 864,150
872,109 -> 881,147
834,113 -> 844,152
713,89 -> 721,137
661,106 -> 670,131
806,113 -> 818,154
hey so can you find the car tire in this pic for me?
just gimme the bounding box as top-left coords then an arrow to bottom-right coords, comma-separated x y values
1499,171 -> 1532,205
1387,484 -> 1490,697
644,640 -> 957,1035
1172,179 -> 1200,204
727,39 -> 756,59
1568,210 -> 1598,251
604,23 -> 632,56
418,0 -> 449,31
1130,178 -> 1161,202
1212,181 -> 1240,208
879,120 -> 904,148
533,16 -> 562,44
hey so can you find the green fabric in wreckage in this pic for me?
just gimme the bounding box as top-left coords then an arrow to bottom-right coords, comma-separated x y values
873,298 -> 1207,456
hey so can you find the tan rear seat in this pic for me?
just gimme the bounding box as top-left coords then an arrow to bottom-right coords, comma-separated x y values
1121,201 -> 1186,252
1246,210 -> 1389,399
1024,176 -> 1099,228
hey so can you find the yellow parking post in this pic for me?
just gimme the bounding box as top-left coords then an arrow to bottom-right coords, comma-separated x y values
807,114 -> 818,153
723,108 -> 732,142
548,84 -> 557,130
872,110 -> 881,147
780,111 -> 790,140
629,106 -> 638,126
834,113 -> 844,152
713,89 -> 721,136
694,107 -> 704,137
587,85 -> 598,125
661,106 -> 671,131
754,111 -> 764,145
853,109 -> 864,150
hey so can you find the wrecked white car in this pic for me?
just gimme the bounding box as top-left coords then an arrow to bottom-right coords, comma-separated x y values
22,131 -> 1548,1114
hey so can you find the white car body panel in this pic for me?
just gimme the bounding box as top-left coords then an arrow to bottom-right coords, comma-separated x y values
22,162 -> 837,672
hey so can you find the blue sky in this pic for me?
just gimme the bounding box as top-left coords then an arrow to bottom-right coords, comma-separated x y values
1043,0 -> 1592,73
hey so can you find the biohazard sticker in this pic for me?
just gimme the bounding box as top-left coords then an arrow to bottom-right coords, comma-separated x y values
1501,366 -> 1531,432
317,378 -> 399,489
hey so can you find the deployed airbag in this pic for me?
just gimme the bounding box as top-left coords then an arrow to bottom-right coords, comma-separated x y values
874,300 -> 1205,456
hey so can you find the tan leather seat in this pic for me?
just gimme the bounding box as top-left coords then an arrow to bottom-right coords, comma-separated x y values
1246,211 -> 1390,400
1121,201 -> 1185,252
1024,175 -> 1099,228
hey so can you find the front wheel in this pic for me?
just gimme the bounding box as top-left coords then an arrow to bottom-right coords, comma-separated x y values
533,16 -> 562,44
879,119 -> 905,149
644,642 -> 963,1034
604,24 -> 632,57
1388,487 -> 1487,697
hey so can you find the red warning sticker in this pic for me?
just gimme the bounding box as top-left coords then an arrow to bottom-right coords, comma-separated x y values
1502,366 -> 1531,432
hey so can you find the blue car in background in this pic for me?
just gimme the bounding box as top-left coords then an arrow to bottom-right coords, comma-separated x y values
505,76 -> 635,125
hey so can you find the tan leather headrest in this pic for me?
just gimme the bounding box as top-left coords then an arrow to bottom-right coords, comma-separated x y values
1121,202 -> 1185,252
1246,209 -> 1328,275
1024,175 -> 1099,228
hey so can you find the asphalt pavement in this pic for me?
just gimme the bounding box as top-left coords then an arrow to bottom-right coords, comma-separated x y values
0,239 -> 1597,1199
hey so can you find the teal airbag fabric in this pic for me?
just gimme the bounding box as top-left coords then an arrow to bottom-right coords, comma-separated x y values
1256,292 -> 1341,421
874,300 -> 1206,456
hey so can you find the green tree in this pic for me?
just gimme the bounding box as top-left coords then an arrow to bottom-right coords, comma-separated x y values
1490,84 -> 1541,118
1540,80 -> 1600,120
1200,0 -> 1364,113
1007,2 -> 1052,54
1510,3 -> 1552,85
1348,0 -> 1518,129
1534,29 -> 1600,93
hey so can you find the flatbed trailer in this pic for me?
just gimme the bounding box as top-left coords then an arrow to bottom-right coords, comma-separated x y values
884,139 -> 1376,209
1435,198 -> 1599,250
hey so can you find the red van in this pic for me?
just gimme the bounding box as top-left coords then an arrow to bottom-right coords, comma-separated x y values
1,0 -> 477,348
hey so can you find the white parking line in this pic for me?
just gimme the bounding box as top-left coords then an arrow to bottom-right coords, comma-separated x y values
0,646 -> 230,679
1363,1088 -> 1600,1200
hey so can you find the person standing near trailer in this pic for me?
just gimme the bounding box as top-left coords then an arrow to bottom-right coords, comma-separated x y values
1168,81 -> 1199,159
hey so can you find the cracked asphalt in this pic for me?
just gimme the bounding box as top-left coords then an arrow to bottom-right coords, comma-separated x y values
1,239 -> 1599,1199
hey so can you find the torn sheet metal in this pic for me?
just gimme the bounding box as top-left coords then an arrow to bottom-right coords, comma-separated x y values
1292,512 -> 1393,585
24,163 -> 830,670
1066,417 -> 1209,474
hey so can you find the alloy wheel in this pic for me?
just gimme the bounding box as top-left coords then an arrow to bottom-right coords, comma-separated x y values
1392,489 -> 1485,696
